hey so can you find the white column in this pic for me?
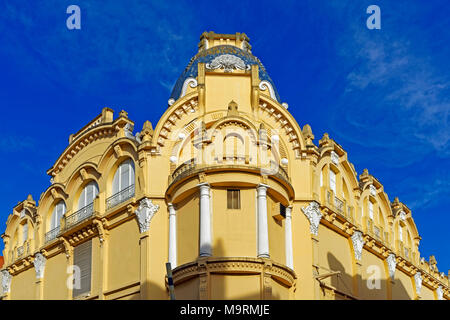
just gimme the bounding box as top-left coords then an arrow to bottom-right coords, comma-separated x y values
199,183 -> 212,257
257,184 -> 270,258
285,206 -> 293,269
168,203 -> 177,268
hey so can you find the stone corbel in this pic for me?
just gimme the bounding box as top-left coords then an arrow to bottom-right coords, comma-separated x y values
80,168 -> 88,181
113,145 -> 123,159
135,198 -> 160,233
302,201 -> 322,236
34,252 -> 47,279
51,188 -> 58,200
59,238 -> 72,259
93,218 -> 109,244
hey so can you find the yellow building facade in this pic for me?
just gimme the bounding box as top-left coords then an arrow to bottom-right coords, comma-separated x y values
1,32 -> 449,300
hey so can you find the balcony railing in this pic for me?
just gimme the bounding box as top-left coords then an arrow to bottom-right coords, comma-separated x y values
65,203 -> 94,230
17,245 -> 24,257
171,159 -> 290,185
334,196 -> 344,215
106,185 -> 135,210
45,226 -> 60,243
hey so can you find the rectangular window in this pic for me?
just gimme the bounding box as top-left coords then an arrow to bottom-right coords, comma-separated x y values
280,203 -> 286,218
73,240 -> 92,298
399,225 -> 403,242
227,189 -> 240,209
329,170 -> 336,194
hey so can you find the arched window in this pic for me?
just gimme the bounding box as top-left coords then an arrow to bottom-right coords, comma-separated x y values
22,222 -> 28,244
112,159 -> 135,195
107,159 -> 135,209
78,181 -> 99,210
329,170 -> 336,194
46,201 -> 66,243
50,201 -> 66,230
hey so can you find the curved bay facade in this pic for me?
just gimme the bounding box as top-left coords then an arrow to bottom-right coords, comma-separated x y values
0,32 -> 448,300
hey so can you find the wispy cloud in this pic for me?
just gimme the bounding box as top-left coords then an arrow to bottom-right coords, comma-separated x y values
0,136 -> 35,153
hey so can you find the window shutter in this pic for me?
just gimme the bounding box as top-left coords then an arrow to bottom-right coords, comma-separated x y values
73,240 -> 92,297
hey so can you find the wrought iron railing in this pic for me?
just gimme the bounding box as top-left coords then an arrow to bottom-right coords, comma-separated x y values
106,184 -> 135,210
45,226 -> 60,243
334,196 -> 344,215
17,245 -> 24,257
171,159 -> 290,185
65,203 -> 94,230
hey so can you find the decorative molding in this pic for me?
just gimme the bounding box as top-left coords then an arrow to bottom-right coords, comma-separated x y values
437,285 -> 444,300
34,253 -> 46,279
1,270 -> 12,294
330,151 -> 339,165
301,201 -> 322,236
181,77 -> 198,98
351,231 -> 365,261
135,198 -> 159,233
259,80 -> 278,101
386,253 -> 397,280
206,54 -> 250,72
414,272 -> 422,295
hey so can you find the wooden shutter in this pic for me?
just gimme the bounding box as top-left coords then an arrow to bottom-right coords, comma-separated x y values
73,240 -> 92,297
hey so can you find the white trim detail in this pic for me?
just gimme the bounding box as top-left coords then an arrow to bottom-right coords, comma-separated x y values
386,253 -> 396,280
181,77 -> 198,98
414,272 -> 422,295
285,206 -> 293,269
34,253 -> 47,279
351,231 -> 365,261
135,198 -> 159,233
259,80 -> 277,101
301,201 -> 322,236
1,270 -> 11,294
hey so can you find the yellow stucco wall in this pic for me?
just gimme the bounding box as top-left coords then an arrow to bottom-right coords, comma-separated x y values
1,31 -> 448,301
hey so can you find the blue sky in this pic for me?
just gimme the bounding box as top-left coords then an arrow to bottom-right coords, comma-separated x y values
0,1 -> 448,272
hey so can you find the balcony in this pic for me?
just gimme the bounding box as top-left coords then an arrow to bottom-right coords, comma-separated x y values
45,226 -> 60,243
17,245 -> 24,258
65,203 -> 94,230
334,196 -> 344,216
106,184 -> 135,210
170,158 -> 290,186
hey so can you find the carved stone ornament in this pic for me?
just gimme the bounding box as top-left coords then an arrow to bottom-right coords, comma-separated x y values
34,253 -> 47,279
369,184 -> 377,196
437,285 -> 444,300
135,198 -> 159,233
351,231 -> 365,261
330,151 -> 339,165
414,272 -> 422,295
206,54 -> 250,72
301,201 -> 322,236
386,253 -> 397,280
259,80 -> 277,101
181,77 -> 198,98
1,270 -> 12,294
